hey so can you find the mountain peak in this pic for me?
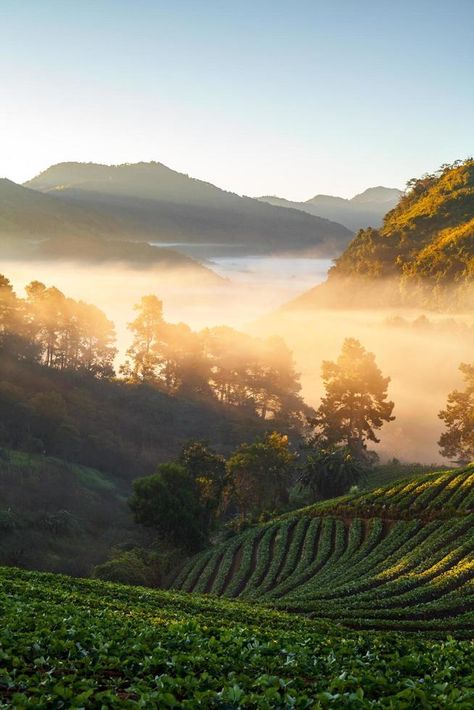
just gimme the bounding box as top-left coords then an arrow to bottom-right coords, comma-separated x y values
350,186 -> 403,204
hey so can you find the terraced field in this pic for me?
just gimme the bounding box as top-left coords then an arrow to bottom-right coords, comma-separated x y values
170,466 -> 474,633
1,567 -> 473,707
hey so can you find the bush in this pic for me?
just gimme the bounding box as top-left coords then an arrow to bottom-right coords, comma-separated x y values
93,549 -> 160,587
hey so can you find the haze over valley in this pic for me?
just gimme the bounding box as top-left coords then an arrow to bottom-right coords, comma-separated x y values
1,3 -> 474,702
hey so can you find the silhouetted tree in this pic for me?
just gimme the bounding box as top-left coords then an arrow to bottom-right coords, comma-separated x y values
310,338 -> 395,460
25,281 -> 116,375
439,363 -> 474,464
122,295 -> 165,381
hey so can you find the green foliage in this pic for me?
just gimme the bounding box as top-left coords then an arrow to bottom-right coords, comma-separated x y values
93,549 -> 161,587
328,159 -> 474,308
226,432 -> 296,516
439,362 -> 474,464
0,449 -> 141,576
299,446 -> 366,499
178,440 -> 226,523
171,467 -> 474,633
129,463 -> 209,552
310,338 -> 395,457
2,567 -> 473,707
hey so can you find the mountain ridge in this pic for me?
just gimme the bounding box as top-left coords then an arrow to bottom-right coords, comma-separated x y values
258,186 -> 402,231
24,161 -> 353,256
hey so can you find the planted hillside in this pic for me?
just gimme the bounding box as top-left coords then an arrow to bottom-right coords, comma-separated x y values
171,467 -> 474,633
291,159 -> 474,310
1,567 -> 473,707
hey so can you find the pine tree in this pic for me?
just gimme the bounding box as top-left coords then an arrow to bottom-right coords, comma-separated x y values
311,338 -> 395,459
438,363 -> 474,464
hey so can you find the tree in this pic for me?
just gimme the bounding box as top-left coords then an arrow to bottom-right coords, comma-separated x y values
0,275 -> 18,338
299,446 -> 365,500
311,338 -> 395,460
122,295 -> 165,381
179,441 -> 226,523
129,462 -> 209,552
25,281 -> 116,375
226,432 -> 296,516
438,363 -> 474,464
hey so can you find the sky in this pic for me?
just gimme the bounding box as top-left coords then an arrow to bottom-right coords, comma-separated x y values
0,0 -> 473,199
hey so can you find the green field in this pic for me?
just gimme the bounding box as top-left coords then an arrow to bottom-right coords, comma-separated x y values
1,465 -> 473,707
1,567 -> 473,708
171,467 -> 474,633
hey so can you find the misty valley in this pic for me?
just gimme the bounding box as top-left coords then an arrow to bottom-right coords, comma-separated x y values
0,156 -> 473,707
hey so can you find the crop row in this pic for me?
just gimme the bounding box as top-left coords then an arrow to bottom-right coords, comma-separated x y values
172,512 -> 474,631
1,567 -> 473,706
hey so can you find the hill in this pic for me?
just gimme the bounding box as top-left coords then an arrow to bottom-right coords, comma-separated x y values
1,568 -> 473,706
258,186 -> 402,231
0,355 -> 269,483
289,160 -> 474,310
170,466 -> 474,633
0,178 -> 221,276
24,161 -> 353,256
0,449 -> 138,577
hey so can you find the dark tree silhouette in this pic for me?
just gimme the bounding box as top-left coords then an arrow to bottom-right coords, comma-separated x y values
310,338 -> 395,460
439,363 -> 474,464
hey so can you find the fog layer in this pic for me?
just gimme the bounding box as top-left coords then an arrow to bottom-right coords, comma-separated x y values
3,258 -> 471,465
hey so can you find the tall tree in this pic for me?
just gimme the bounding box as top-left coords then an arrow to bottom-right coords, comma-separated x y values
0,275 -> 18,338
25,281 -> 116,376
438,363 -> 474,464
311,338 -> 395,459
122,295 -> 165,381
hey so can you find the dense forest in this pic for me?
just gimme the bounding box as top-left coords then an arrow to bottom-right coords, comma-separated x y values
291,160 -> 474,310
0,274 -> 310,475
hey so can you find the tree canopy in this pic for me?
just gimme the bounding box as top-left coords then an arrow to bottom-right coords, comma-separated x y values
439,363 -> 474,464
310,338 -> 395,460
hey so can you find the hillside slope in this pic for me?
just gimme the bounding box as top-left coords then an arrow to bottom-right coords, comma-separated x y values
170,466 -> 474,632
0,450 -> 136,576
25,162 -> 353,256
289,160 -> 474,310
2,568 -> 473,706
259,186 -> 402,231
0,178 -> 220,276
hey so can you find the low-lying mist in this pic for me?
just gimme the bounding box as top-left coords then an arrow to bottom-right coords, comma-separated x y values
254,308 -> 473,464
3,258 -> 472,465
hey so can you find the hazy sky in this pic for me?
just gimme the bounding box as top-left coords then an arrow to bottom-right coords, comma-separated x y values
1,0 -> 473,199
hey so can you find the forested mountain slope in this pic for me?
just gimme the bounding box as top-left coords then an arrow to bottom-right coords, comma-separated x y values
289,160 -> 474,310
0,178 -> 221,275
25,161 -> 353,256
170,466 -> 474,633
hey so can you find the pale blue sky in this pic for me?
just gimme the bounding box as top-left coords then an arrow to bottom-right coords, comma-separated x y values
0,0 -> 473,198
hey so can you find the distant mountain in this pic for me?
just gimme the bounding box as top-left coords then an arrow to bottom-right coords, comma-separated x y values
0,179 -> 221,279
258,186 -> 402,231
0,178 -> 122,240
24,162 -> 353,256
287,160 -> 474,311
